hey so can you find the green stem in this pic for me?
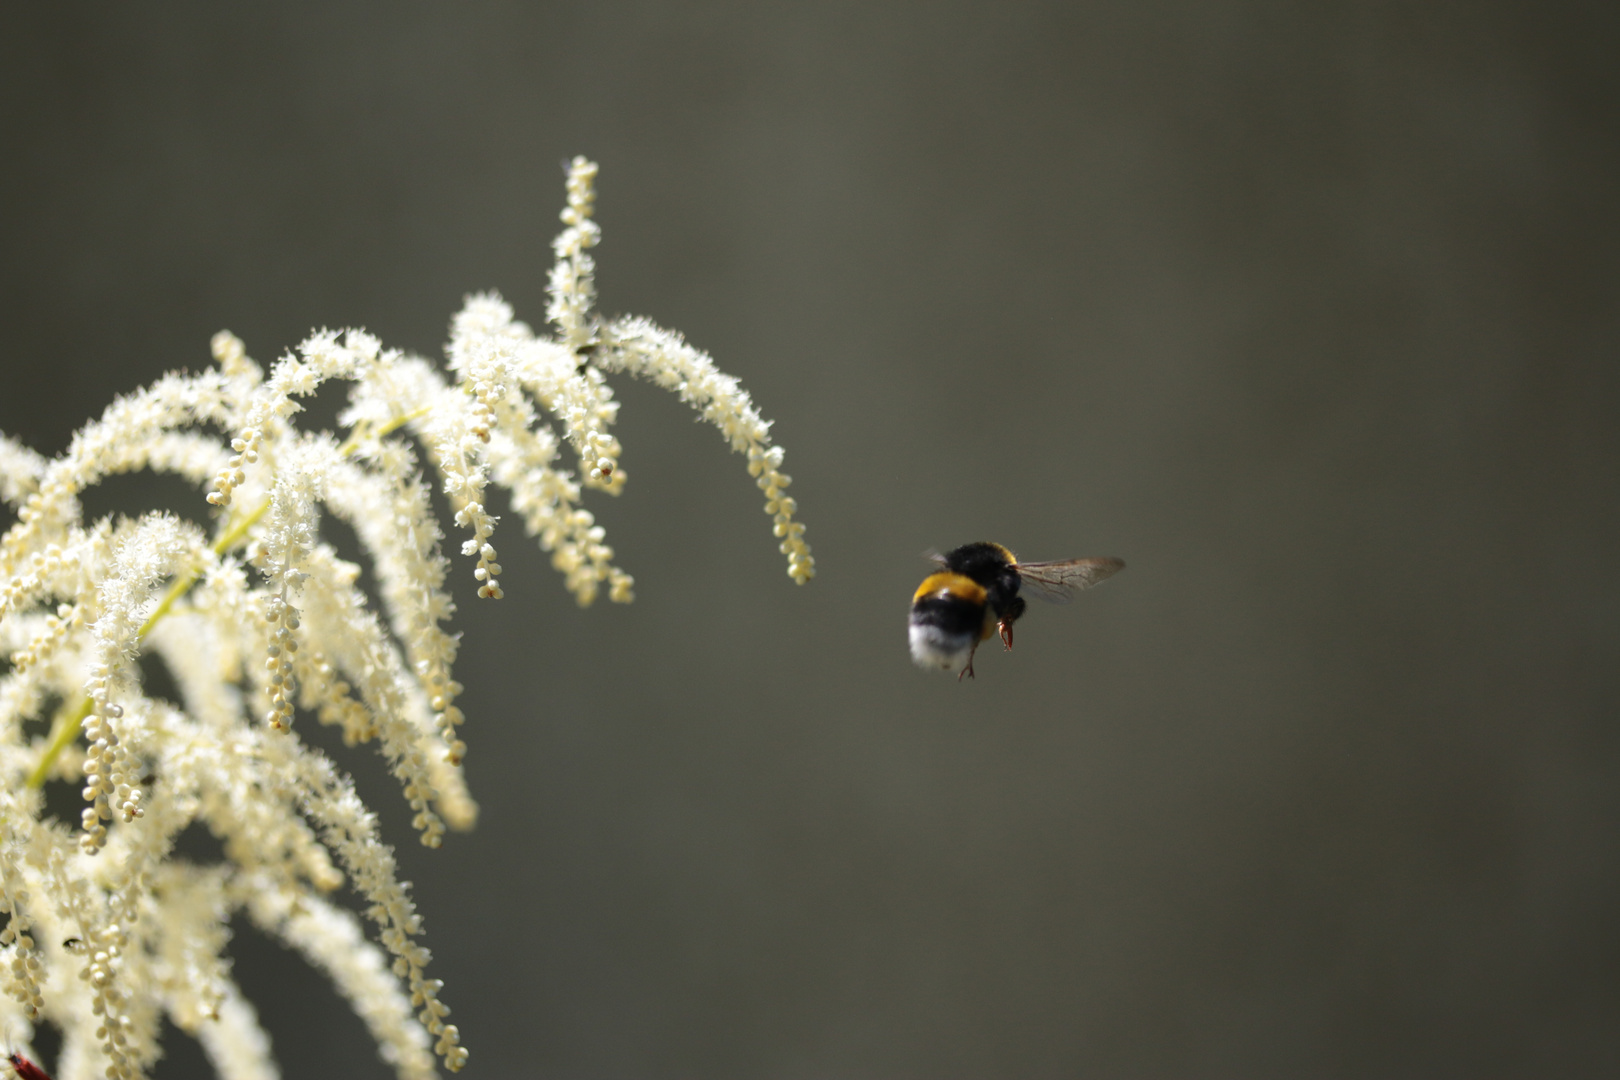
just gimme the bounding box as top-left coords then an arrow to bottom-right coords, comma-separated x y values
27,695 -> 90,789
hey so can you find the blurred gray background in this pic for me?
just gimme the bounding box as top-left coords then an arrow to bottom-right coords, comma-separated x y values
3,2 -> 1618,1077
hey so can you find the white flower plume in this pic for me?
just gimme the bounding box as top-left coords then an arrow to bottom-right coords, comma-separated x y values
0,158 -> 812,1080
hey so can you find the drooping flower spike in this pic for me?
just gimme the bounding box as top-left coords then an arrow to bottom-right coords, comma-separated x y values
0,159 -> 810,1080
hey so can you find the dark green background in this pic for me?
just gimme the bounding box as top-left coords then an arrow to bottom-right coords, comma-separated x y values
4,3 -> 1617,1077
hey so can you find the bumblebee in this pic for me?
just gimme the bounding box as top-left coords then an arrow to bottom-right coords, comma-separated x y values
908,542 -> 1124,679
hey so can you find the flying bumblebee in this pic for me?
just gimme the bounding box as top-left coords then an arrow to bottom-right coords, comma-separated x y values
909,542 -> 1124,679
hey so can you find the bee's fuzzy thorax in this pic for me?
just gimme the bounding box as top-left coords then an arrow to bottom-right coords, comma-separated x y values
938,542 -> 1023,620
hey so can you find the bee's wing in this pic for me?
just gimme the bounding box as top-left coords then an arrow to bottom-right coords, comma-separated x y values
924,549 -> 948,567
1014,557 -> 1125,604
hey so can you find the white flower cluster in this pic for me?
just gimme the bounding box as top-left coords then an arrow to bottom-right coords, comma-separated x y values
0,159 -> 811,1080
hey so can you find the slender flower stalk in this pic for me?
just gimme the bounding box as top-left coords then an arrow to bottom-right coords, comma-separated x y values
0,158 -> 811,1080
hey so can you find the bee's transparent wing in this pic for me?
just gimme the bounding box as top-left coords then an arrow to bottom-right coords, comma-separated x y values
1014,557 -> 1125,604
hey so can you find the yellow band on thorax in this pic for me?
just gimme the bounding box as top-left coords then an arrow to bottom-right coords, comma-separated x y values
912,572 -> 987,606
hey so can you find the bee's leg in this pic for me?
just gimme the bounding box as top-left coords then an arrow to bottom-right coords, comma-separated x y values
998,596 -> 1025,651
959,642 -> 979,681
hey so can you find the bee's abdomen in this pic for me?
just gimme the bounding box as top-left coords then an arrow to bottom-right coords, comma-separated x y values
911,572 -> 989,640
909,573 -> 988,671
